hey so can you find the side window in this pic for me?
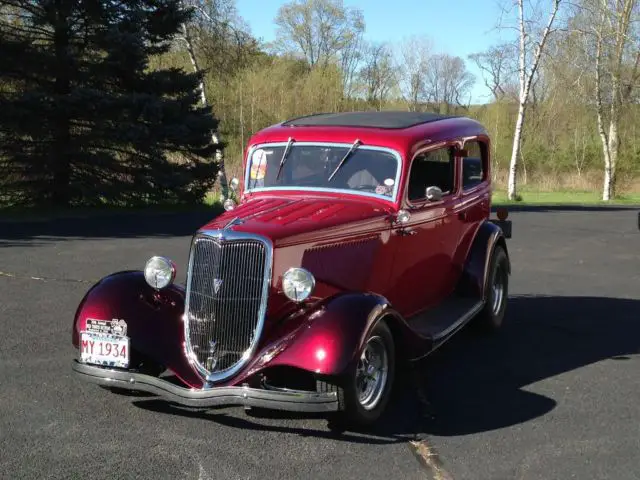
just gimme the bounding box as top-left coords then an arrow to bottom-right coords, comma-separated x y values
407,146 -> 455,202
462,141 -> 487,190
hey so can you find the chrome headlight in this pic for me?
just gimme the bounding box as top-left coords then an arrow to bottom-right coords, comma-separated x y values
282,267 -> 315,302
144,256 -> 176,289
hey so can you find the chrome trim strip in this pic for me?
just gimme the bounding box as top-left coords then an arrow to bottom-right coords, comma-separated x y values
452,194 -> 485,212
72,361 -> 338,412
243,141 -> 403,203
245,186 -> 396,203
183,230 -> 274,385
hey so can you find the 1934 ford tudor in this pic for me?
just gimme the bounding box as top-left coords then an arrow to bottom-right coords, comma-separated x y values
71,111 -> 512,427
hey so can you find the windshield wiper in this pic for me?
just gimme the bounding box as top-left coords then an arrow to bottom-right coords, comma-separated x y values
275,137 -> 295,181
328,139 -> 362,182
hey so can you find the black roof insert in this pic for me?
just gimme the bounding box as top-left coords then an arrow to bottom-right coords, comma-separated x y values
282,111 -> 457,129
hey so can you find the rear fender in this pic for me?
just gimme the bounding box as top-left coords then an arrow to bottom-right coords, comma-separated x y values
72,271 -> 203,388
240,292 -> 425,382
458,220 -> 511,299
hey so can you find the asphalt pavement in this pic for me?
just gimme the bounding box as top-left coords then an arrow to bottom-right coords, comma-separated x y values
1,205 -> 639,480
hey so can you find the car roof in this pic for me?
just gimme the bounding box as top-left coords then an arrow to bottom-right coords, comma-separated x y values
281,111 -> 457,129
247,111 -> 488,158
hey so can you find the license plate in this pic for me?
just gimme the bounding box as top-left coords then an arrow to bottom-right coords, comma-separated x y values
80,332 -> 129,368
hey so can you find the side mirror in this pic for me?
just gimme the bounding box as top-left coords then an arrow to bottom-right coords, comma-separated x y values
223,198 -> 237,211
425,186 -> 443,202
229,177 -> 240,192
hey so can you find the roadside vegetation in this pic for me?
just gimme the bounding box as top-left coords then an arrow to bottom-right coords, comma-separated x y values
1,0 -> 639,214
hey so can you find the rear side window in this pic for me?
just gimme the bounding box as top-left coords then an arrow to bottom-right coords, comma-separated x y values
462,141 -> 487,190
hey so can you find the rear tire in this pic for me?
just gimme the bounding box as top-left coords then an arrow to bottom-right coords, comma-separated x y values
326,320 -> 395,430
475,245 -> 509,332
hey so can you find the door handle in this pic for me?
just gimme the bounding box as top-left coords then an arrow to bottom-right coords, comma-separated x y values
458,211 -> 467,220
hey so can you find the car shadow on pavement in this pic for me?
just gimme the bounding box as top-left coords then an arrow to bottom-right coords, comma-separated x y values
132,295 -> 639,442
419,294 -> 640,436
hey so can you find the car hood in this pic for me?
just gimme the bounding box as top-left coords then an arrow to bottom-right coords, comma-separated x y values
199,194 -> 393,246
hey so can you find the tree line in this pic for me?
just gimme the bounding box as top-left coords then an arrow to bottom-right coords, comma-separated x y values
1,0 -> 638,208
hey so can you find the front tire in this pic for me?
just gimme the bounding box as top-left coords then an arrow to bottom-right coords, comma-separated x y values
329,320 -> 395,429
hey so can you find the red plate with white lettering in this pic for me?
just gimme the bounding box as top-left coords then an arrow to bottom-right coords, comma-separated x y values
80,331 -> 130,368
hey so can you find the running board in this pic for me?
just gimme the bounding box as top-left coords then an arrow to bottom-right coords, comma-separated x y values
408,297 -> 484,343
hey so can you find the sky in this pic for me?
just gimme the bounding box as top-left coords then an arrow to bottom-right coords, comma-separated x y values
235,0 -> 517,104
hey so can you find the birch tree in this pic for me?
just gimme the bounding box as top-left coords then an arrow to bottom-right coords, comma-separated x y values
589,0 -> 639,200
179,0 -> 239,200
506,0 -> 563,200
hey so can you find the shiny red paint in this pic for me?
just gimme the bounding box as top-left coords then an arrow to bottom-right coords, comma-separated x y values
201,195 -> 394,247
71,275 -> 427,389
222,292 -> 427,386
241,117 -> 490,210
72,114 -> 505,393
384,141 -> 493,316
202,194 -> 399,337
386,195 -> 463,316
215,116 -> 492,321
72,272 -> 204,388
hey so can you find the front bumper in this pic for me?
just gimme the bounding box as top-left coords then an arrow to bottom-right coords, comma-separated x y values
72,360 -> 339,412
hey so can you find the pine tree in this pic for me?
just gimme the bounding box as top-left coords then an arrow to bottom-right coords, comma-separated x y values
0,1 -> 223,208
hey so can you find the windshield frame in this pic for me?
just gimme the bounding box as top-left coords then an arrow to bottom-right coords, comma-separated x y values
242,141 -> 403,203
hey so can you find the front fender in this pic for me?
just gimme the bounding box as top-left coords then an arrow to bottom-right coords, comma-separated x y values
72,271 -> 203,388
239,292 -> 422,382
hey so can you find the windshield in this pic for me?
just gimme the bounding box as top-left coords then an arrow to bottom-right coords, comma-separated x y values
244,143 -> 400,200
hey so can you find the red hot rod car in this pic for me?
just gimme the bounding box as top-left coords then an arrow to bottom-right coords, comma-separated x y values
72,111 -> 512,427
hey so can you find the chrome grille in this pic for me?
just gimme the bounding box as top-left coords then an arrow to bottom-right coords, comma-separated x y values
184,231 -> 271,382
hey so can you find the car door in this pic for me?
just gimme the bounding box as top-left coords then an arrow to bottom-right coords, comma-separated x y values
451,139 -> 492,273
386,144 -> 464,318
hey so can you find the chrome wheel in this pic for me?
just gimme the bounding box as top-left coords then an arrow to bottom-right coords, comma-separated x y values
491,264 -> 505,316
356,336 -> 388,411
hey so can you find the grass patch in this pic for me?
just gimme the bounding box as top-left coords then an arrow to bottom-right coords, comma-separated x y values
205,191 -> 222,206
492,189 -> 640,206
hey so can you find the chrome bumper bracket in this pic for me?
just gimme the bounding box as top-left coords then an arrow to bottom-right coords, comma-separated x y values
72,360 -> 339,412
